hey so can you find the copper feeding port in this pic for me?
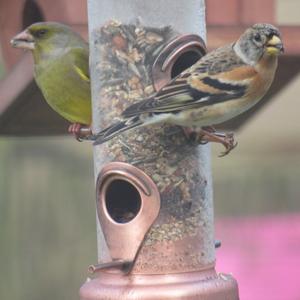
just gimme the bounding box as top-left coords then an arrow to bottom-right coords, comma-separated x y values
95,162 -> 160,269
152,34 -> 206,91
104,178 -> 141,223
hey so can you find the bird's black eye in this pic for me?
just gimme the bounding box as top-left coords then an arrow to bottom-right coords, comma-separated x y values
36,29 -> 47,38
254,33 -> 262,42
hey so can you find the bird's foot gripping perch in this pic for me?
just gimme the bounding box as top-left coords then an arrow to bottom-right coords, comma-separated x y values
184,126 -> 238,157
68,123 -> 93,141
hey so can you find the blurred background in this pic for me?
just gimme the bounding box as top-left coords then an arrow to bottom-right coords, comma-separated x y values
0,0 -> 299,299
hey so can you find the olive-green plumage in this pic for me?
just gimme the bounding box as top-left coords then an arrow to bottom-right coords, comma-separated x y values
11,22 -> 91,125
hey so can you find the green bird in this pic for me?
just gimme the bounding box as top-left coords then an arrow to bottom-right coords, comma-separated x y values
11,22 -> 91,139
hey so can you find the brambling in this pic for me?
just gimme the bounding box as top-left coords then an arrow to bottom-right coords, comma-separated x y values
93,23 -> 284,155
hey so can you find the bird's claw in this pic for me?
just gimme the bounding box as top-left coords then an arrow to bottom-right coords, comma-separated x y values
68,123 -> 83,141
68,123 -> 93,141
218,133 -> 238,157
197,126 -> 216,144
186,127 -> 238,157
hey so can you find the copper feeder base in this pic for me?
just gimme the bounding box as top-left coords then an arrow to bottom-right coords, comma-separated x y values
80,268 -> 239,300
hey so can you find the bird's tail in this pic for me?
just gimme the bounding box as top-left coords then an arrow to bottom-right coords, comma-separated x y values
93,116 -> 143,145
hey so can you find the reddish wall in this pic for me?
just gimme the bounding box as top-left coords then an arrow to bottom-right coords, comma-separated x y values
0,0 -> 275,71
0,0 -> 87,70
206,0 -> 275,26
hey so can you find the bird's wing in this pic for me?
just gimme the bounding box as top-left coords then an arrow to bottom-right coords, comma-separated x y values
67,47 -> 90,83
123,44 -> 257,118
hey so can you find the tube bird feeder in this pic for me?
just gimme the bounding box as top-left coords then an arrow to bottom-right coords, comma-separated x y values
80,1 -> 239,299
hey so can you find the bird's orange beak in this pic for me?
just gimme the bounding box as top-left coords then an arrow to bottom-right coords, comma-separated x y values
10,30 -> 35,50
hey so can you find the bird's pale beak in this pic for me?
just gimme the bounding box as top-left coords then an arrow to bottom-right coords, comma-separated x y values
10,30 -> 35,50
266,35 -> 284,55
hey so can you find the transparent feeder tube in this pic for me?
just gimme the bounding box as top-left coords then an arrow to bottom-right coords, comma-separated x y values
88,0 -> 215,272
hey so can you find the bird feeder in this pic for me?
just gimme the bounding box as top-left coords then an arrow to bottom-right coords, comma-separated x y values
80,0 -> 239,299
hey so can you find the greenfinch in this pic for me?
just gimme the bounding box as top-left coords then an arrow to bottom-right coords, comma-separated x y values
11,22 -> 91,139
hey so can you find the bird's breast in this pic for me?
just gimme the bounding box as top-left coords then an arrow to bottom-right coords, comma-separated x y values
34,60 -> 91,124
170,94 -> 262,127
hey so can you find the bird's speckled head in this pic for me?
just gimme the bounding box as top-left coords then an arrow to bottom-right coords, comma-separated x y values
234,23 -> 284,65
11,22 -> 87,62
